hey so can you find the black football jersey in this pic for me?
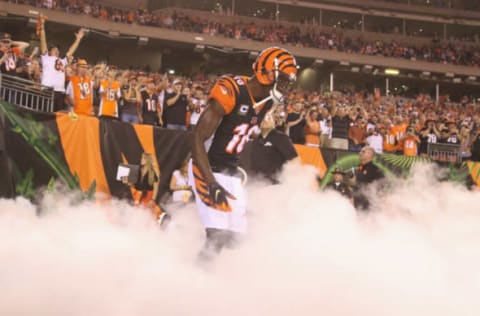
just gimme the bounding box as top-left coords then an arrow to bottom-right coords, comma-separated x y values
207,75 -> 271,170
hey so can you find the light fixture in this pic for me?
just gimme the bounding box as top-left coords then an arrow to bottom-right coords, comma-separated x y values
453,78 -> 462,83
138,36 -> 148,45
445,72 -> 455,78
28,18 -> 38,25
194,36 -> 204,41
420,71 -> 431,79
362,64 -> 373,73
248,51 -> 259,59
108,31 -> 120,37
351,67 -> 360,72
168,69 -> 175,75
340,60 -> 350,66
385,68 -> 399,75
313,59 -> 324,66
194,44 -> 205,53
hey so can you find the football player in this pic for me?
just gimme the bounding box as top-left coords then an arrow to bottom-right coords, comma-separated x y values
189,46 -> 298,261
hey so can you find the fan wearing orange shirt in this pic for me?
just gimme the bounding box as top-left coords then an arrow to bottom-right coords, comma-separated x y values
381,119 -> 396,153
391,116 -> 408,154
98,66 -> 121,119
401,126 -> 420,156
65,59 -> 94,115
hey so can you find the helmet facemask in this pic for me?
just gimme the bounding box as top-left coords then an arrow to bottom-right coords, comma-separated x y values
270,61 -> 297,106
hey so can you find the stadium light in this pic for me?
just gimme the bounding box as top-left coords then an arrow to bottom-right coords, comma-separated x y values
138,36 -> 148,45
445,72 -> 455,78
194,44 -> 205,53
194,36 -> 204,41
420,71 -> 431,79
340,60 -> 350,66
27,18 -> 38,26
466,76 -> 477,83
248,51 -> 259,59
350,67 -> 360,72
385,68 -> 399,75
453,78 -> 462,83
168,69 -> 175,75
362,64 -> 373,74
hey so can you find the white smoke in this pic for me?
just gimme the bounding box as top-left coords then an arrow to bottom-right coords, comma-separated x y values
0,163 -> 479,316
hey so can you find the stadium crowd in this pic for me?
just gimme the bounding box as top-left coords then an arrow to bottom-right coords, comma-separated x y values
382,0 -> 479,11
2,15 -> 480,162
4,0 -> 480,68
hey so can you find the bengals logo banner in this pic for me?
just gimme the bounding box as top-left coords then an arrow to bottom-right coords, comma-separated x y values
1,100 -> 479,199
0,101 -> 191,201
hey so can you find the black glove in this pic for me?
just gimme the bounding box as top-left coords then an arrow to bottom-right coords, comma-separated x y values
208,181 -> 236,209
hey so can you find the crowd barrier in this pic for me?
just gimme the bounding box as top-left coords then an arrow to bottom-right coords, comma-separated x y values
427,142 -> 462,164
0,100 -> 478,201
0,74 -> 54,112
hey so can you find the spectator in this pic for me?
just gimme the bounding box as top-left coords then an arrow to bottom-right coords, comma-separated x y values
39,15 -> 85,111
418,119 -> 440,157
120,75 -> 140,123
446,127 -> 460,144
189,86 -> 207,130
65,59 -> 94,116
401,125 -> 421,156
97,66 -> 121,119
122,152 -> 169,226
459,126 -> 473,160
274,104 -> 288,134
330,105 -> 351,150
286,100 -> 305,144
304,108 -> 321,147
169,159 -> 193,205
164,79 -> 189,130
366,127 -> 384,154
471,129 -> 480,161
382,119 -> 397,154
392,116 -> 408,154
318,107 -> 332,147
138,78 -> 162,126
348,117 -> 367,152
0,34 -> 29,76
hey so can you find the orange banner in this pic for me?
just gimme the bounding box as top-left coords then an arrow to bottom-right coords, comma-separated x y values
294,145 -> 327,178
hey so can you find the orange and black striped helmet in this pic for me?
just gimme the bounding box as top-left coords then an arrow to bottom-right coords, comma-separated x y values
252,47 -> 298,85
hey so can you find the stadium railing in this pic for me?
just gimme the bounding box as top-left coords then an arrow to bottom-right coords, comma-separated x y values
0,74 -> 54,113
427,142 -> 462,163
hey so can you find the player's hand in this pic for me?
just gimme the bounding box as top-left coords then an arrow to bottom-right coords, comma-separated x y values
208,181 -> 236,206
